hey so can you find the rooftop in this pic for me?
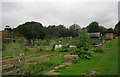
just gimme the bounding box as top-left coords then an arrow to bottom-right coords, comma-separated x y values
88,32 -> 100,37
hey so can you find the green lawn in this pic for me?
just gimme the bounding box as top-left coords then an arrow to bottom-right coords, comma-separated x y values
60,38 -> 118,75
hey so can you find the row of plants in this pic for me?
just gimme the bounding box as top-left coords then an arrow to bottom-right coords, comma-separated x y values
58,44 -> 104,59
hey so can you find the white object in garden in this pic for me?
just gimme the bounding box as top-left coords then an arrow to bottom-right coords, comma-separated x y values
19,59 -> 21,62
69,45 -> 76,48
55,44 -> 62,48
19,53 -> 24,56
20,53 -> 22,56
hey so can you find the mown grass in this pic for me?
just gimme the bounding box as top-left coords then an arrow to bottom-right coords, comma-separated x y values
60,38 -> 118,75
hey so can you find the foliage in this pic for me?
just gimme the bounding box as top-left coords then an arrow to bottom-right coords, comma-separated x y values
74,29 -> 90,48
20,61 -> 54,75
14,21 -> 45,39
35,40 -> 50,46
2,38 -> 11,43
93,48 -> 103,53
86,21 -> 100,33
13,22 -> 81,40
99,26 -> 107,34
17,37 -> 25,43
13,21 -> 45,45
2,44 -> 6,51
106,28 -> 114,33
60,37 -> 74,45
59,44 -> 71,52
45,24 -> 72,38
74,49 -> 92,59
20,56 -> 64,75
104,38 -> 112,43
69,24 -> 80,37
5,21 -> 119,42
86,21 -> 112,34
73,58 -> 79,63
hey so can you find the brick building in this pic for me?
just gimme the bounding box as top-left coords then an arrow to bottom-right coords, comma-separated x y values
105,33 -> 114,39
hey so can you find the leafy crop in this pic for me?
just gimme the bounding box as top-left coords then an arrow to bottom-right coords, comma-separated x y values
75,49 -> 92,59
59,44 -> 71,52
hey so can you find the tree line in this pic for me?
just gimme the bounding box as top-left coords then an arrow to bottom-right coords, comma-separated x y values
4,21 -> 119,42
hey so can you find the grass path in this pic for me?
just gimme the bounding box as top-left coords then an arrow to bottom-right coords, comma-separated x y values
59,38 -> 118,75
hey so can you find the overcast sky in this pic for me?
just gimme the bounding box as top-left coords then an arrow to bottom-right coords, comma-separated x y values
1,0 -> 119,29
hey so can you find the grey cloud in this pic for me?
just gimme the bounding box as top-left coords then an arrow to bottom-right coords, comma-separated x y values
0,2 -> 2,29
2,2 -> 118,29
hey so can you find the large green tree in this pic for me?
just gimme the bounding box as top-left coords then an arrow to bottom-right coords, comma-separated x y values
99,26 -> 107,34
45,25 -> 59,38
69,24 -> 80,37
106,28 -> 114,33
57,24 -> 70,37
86,21 -> 100,33
14,21 -> 45,45
45,24 -> 71,38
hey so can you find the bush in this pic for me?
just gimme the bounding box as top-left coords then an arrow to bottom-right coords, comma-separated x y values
74,49 -> 92,59
74,29 -> 90,49
59,44 -> 71,52
93,48 -> 103,53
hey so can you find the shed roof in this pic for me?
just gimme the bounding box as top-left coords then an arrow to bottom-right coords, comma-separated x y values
88,33 -> 100,37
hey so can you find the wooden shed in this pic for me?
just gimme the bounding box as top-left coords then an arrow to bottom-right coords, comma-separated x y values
88,32 -> 102,46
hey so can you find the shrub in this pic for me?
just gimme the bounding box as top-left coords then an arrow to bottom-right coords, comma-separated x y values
74,49 -> 92,59
59,44 -> 71,52
74,29 -> 90,49
93,48 -> 103,53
